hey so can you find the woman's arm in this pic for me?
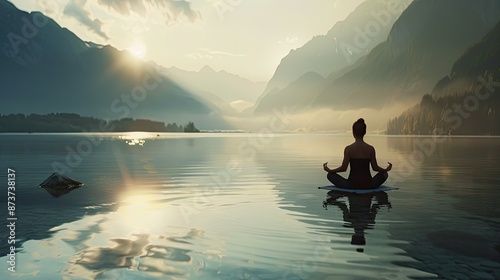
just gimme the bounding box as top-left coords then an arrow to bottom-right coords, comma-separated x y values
324,147 -> 350,173
370,147 -> 392,172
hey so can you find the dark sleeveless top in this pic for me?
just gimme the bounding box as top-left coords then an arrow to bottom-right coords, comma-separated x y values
348,158 -> 372,189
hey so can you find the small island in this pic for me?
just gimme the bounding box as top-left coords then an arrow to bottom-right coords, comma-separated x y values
0,113 -> 200,133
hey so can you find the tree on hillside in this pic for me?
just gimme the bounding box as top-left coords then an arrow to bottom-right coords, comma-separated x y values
184,121 -> 200,133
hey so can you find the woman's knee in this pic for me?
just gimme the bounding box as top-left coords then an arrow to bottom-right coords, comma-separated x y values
327,172 -> 339,184
327,172 -> 337,181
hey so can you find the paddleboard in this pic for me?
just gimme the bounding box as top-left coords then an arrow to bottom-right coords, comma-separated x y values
318,185 -> 398,194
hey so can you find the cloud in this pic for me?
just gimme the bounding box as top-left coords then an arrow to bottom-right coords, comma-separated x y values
186,53 -> 204,59
199,48 -> 246,57
35,0 -> 60,16
186,48 -> 245,60
278,37 -> 299,44
63,0 -> 109,40
97,0 -> 201,24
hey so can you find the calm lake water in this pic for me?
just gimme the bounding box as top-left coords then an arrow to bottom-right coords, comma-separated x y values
0,133 -> 499,279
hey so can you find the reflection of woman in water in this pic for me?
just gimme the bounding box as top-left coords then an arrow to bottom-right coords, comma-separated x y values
324,192 -> 392,248
323,118 -> 392,189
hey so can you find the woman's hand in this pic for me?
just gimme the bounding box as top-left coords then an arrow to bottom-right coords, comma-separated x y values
386,162 -> 392,172
323,162 -> 331,172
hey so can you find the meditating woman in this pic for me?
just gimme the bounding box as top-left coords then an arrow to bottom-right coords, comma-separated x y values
323,118 -> 392,189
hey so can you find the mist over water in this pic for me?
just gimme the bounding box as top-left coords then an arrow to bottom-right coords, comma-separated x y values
225,103 -> 411,133
0,133 -> 498,279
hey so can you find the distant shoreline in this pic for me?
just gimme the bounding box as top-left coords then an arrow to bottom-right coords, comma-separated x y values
0,113 -> 200,133
1,131 -> 500,137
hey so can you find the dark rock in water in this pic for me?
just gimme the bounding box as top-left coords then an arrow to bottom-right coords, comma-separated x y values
42,187 -> 81,198
39,173 -> 83,197
39,172 -> 83,189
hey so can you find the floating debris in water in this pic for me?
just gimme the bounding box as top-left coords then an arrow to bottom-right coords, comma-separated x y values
39,172 -> 83,198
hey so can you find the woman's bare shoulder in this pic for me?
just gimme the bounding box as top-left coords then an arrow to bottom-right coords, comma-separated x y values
344,144 -> 351,152
366,143 -> 376,153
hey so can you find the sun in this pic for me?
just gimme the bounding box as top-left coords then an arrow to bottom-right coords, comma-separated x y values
127,41 -> 147,59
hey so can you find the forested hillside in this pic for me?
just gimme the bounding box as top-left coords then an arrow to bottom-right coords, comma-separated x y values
387,72 -> 499,135
0,113 -> 200,133
387,19 -> 500,135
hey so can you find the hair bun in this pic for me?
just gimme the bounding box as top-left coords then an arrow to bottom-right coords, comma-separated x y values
357,118 -> 365,124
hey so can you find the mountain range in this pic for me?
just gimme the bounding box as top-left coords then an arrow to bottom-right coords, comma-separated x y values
254,0 -> 500,117
431,14 -> 500,99
0,0 -> 229,129
254,0 -> 409,113
387,19 -> 500,135
165,65 -> 266,113
2,0 -> 499,133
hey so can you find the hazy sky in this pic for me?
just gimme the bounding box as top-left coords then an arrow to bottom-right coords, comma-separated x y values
9,0 -> 365,81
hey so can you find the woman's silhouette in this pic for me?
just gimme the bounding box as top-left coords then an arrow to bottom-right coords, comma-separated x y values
323,118 -> 392,189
